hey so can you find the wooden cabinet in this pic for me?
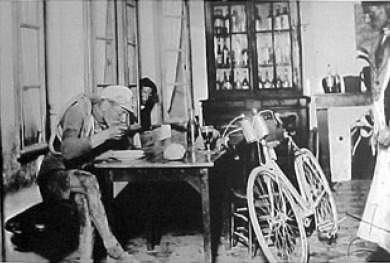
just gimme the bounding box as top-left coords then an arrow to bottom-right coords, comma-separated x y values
203,0 -> 308,148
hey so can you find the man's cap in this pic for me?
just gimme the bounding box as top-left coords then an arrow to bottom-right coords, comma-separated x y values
101,85 -> 134,113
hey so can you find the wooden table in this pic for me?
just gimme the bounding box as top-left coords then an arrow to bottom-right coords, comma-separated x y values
94,144 -> 224,263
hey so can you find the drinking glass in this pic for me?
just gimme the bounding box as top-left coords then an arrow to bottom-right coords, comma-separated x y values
200,125 -> 215,151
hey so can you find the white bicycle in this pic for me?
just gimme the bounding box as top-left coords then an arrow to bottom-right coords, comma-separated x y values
222,110 -> 338,263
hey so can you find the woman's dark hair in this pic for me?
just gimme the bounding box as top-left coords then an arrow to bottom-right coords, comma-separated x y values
140,77 -> 158,109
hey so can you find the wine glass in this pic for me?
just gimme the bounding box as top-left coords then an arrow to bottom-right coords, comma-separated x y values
200,125 -> 215,151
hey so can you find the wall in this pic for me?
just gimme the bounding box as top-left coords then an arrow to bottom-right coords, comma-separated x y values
301,1 -> 367,95
46,0 -> 87,132
300,1 -> 370,128
188,0 -> 208,123
138,0 -> 208,123
0,1 -> 19,176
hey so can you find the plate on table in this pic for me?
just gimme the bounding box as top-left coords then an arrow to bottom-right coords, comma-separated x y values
97,150 -> 145,161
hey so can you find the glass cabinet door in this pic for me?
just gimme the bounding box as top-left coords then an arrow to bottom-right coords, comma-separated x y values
212,3 -> 252,94
206,0 -> 301,98
255,1 -> 294,92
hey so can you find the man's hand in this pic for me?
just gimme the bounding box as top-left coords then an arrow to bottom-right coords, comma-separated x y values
104,124 -> 129,140
377,126 -> 390,147
90,124 -> 128,149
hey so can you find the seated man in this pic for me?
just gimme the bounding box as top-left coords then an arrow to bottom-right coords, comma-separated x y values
37,86 -> 139,262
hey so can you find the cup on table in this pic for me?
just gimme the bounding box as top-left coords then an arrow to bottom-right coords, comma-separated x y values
200,125 -> 215,151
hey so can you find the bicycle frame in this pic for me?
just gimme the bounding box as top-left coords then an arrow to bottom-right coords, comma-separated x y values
255,138 -> 315,220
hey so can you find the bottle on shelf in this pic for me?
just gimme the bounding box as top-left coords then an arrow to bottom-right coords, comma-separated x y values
267,8 -> 273,30
242,76 -> 249,90
186,109 -> 199,147
223,39 -> 230,67
216,71 -> 221,91
261,46 -> 268,65
224,8 -> 230,34
228,70 -> 234,90
234,46 -> 242,66
219,70 -> 225,90
282,68 -> 290,88
255,6 -> 262,31
276,74 -> 283,88
216,39 -> 223,67
223,71 -> 232,90
235,70 -> 242,90
275,45 -> 282,64
281,3 -> 289,29
231,10 -> 238,32
242,49 -> 248,67
214,9 -> 223,34
323,64 -> 336,93
334,68 -> 342,93
275,5 -> 282,30
258,72 -> 264,89
264,71 -> 273,89
230,50 -> 236,67
268,47 -> 274,64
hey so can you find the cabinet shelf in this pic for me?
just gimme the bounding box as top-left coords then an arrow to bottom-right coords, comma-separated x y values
255,28 -> 291,34
258,62 -> 291,67
216,65 -> 231,69
214,32 -> 230,38
230,31 -> 248,35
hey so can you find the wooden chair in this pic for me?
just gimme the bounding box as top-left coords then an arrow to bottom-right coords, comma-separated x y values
228,143 -> 259,258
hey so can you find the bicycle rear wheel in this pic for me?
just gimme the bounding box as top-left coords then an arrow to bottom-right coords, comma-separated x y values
247,167 -> 308,263
295,148 -> 338,238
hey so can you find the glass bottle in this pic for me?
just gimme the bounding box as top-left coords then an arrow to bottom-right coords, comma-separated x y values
224,8 -> 230,34
228,71 -> 233,90
264,71 -> 273,89
276,74 -> 283,88
216,39 -> 223,67
282,68 -> 290,88
258,72 -> 264,89
242,49 -> 248,67
242,76 -> 249,90
231,10 -> 238,32
186,110 -> 199,147
324,64 -> 336,93
267,8 -> 273,30
235,71 -> 242,90
255,7 -> 262,31
223,39 -> 230,67
224,71 -> 232,90
281,3 -> 289,29
275,5 -> 282,30
275,45 -> 282,64
214,9 -> 223,34
216,71 -> 221,91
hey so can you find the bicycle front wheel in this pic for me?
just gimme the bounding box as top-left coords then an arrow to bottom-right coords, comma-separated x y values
247,166 -> 308,263
295,148 -> 338,237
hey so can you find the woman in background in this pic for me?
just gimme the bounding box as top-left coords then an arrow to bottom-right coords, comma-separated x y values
140,77 -> 158,131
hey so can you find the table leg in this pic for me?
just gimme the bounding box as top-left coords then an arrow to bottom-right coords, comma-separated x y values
100,170 -> 114,205
200,168 -> 212,263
